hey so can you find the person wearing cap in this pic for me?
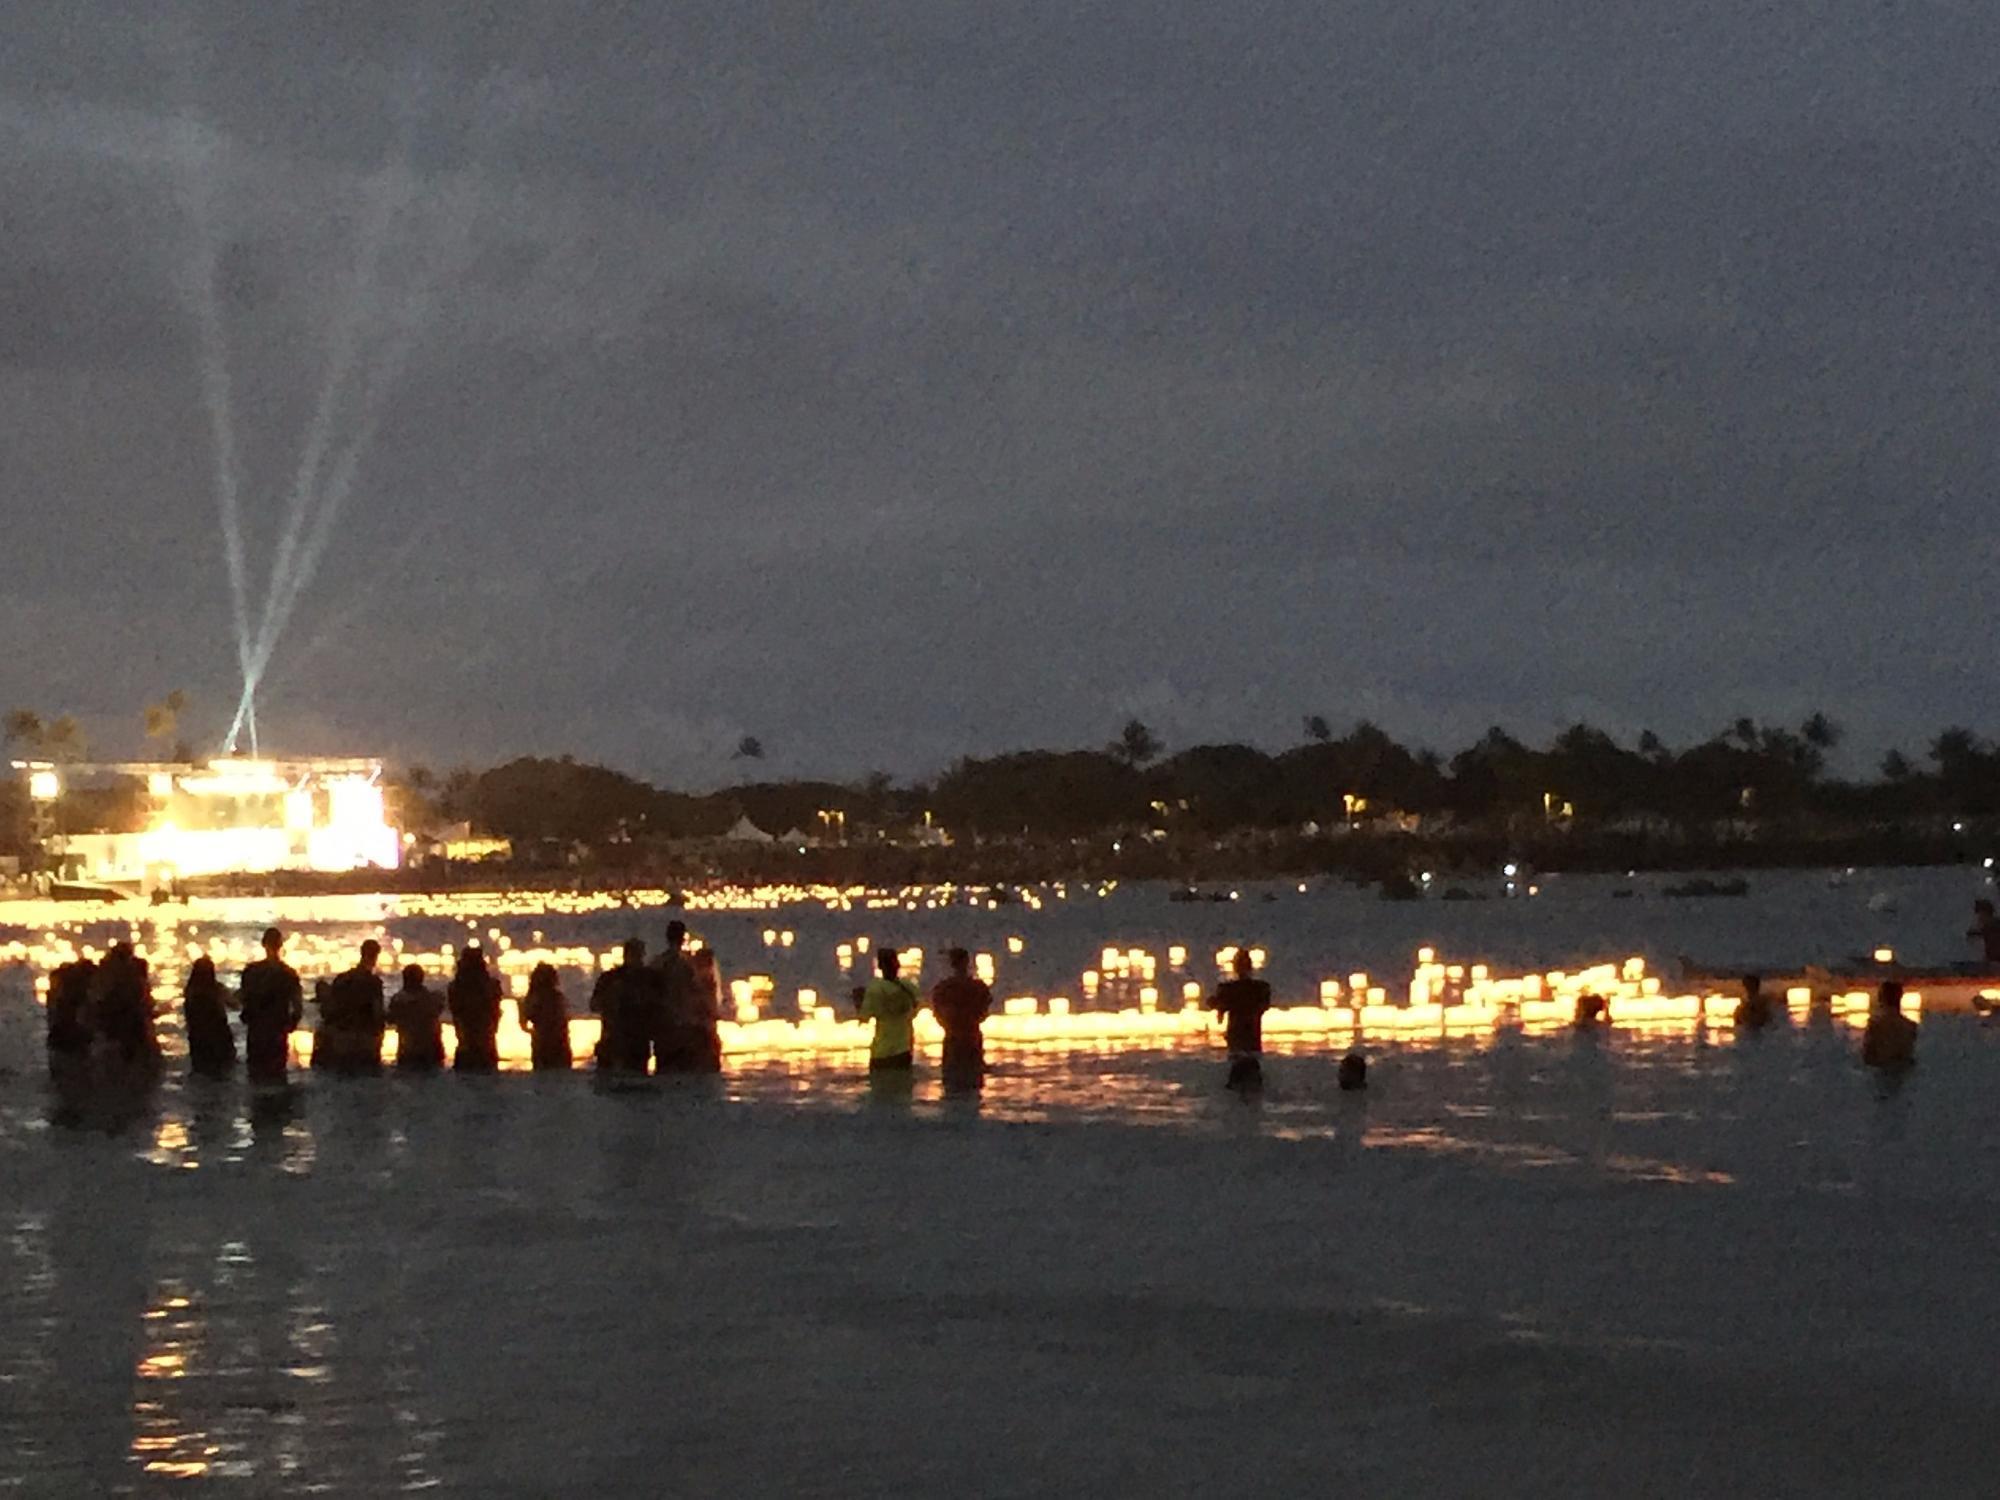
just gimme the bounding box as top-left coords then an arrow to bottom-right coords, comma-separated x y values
239,927 -> 304,1082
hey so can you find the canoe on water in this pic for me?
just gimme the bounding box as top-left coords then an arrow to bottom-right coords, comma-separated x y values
1677,957 -> 2000,1015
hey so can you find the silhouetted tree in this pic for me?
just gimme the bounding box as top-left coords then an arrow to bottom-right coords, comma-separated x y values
1303,714 -> 1332,744
734,736 -> 765,761
1800,712 -> 1842,752
143,691 -> 188,753
1111,719 -> 1162,768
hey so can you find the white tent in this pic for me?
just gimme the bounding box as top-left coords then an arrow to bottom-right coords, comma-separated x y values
722,815 -> 776,844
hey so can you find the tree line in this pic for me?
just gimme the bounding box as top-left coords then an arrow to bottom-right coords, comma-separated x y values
399,714 -> 2000,849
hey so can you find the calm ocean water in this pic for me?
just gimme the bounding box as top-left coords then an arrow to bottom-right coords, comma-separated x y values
3,871 -> 1997,1495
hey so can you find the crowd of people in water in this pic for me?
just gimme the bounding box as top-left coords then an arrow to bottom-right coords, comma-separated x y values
40,905 -> 1977,1095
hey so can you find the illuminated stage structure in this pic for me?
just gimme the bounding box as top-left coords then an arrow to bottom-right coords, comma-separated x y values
12,758 -> 400,893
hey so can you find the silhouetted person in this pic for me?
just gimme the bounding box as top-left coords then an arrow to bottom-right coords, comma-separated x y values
1211,949 -> 1271,1094
94,942 -> 159,1068
521,962 -> 573,1071
1970,900 -> 2000,963
653,920 -> 715,1072
182,956 -> 236,1075
591,939 -> 657,1074
1573,993 -> 1608,1028
239,927 -> 304,1083
1338,1052 -> 1368,1091
388,963 -> 447,1072
683,947 -> 725,1072
448,945 -> 503,1071
930,947 -> 993,1087
315,939 -> 386,1073
45,957 -> 96,1069
1862,980 -> 1918,1071
1735,973 -> 1777,1030
858,948 -> 918,1073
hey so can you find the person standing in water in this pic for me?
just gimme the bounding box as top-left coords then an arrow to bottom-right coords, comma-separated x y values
315,939 -> 387,1073
591,939 -> 657,1074
681,947 -> 724,1072
239,928 -> 304,1083
1862,980 -> 1918,1071
929,948 -> 994,1088
94,942 -> 159,1067
45,956 -> 97,1070
520,962 -> 573,1070
1735,973 -> 1778,1029
1969,900 -> 2000,964
182,956 -> 237,1075
1211,948 -> 1272,1094
858,947 -> 919,1073
652,921 -> 709,1072
387,963 -> 447,1072
447,944 -> 503,1071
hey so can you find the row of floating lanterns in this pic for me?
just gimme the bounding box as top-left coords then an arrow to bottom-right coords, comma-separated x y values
7,911 -> 1911,1062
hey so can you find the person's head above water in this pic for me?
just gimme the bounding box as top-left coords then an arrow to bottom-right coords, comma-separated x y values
358,939 -> 381,972
261,927 -> 283,957
401,963 -> 425,989
948,947 -> 970,974
666,920 -> 687,952
877,948 -> 899,979
1232,948 -> 1254,979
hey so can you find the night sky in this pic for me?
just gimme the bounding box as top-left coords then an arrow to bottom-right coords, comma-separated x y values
2,2 -> 1995,785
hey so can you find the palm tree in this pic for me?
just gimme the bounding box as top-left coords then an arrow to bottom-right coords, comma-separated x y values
734,735 -> 765,761
3,709 -> 43,750
144,691 -> 188,756
1302,714 -> 1331,744
47,717 -> 85,762
1110,718 -> 1161,768
1800,712 -> 1842,752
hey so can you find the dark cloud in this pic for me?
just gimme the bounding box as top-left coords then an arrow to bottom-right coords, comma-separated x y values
0,1 -> 1995,781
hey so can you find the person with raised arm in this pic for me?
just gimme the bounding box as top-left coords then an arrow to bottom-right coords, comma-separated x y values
1211,947 -> 1272,1095
858,947 -> 919,1074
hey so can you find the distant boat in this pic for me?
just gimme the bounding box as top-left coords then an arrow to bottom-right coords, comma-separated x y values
1662,877 -> 1749,899
50,879 -> 140,903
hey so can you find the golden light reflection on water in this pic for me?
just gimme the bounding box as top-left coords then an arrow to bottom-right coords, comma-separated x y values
5,880 -> 1903,1071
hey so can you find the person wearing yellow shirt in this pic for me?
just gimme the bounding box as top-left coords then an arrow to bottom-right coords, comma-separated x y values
857,948 -> 919,1073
